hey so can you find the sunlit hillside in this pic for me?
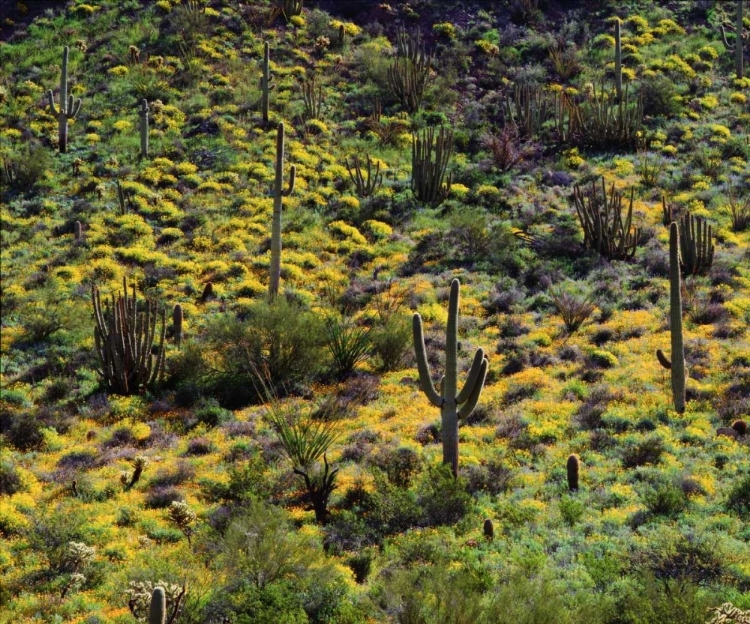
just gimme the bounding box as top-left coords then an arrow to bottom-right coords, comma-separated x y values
1,0 -> 749,622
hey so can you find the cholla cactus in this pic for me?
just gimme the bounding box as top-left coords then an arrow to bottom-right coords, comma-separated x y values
121,455 -> 149,490
126,580 -> 186,624
167,500 -> 196,544
66,541 -> 96,573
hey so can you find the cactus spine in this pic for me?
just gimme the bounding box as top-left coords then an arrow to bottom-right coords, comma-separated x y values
567,454 -> 580,491
656,223 -> 686,414
47,46 -> 82,154
412,279 -> 488,477
139,99 -> 150,158
268,122 -> 296,299
172,304 -> 183,348
149,587 -> 166,624
614,19 -> 623,102
261,42 -> 274,124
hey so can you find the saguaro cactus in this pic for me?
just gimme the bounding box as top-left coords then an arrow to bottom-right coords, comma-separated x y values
268,122 -> 296,298
567,454 -> 580,491
149,587 -> 166,624
260,42 -> 274,124
47,46 -> 82,154
483,518 -> 494,541
139,99 -> 150,158
412,279 -> 488,477
656,222 -> 686,414
172,304 -> 183,348
720,0 -> 745,79
614,19 -> 623,102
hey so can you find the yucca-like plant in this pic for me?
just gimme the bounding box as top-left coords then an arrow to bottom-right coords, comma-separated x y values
324,316 -> 372,380
264,392 -> 341,524
549,287 -> 596,334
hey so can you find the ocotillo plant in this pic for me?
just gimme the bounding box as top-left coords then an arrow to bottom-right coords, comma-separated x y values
679,212 -> 714,276
412,278 -> 488,477
172,304 -> 183,348
260,42 -> 274,124
656,222 -> 686,414
269,122 -> 296,298
614,19 -> 623,102
567,454 -> 580,491
720,0 -> 745,79
139,99 -> 149,158
411,126 -> 453,208
92,277 -> 166,395
47,46 -> 82,154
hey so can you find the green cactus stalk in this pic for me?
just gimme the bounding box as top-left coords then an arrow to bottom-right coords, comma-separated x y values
483,518 -> 494,541
200,282 -> 214,302
139,99 -> 149,159
567,454 -> 580,491
721,1 -> 745,79
149,587 -> 166,624
412,279 -> 488,477
47,46 -> 82,154
411,126 -> 453,208
74,220 -> 83,241
269,122 -> 296,299
260,41 -> 274,124
115,180 -> 128,215
656,222 -> 686,414
679,212 -> 714,276
172,304 -> 183,348
92,277 -> 166,395
345,154 -> 383,197
614,19 -> 623,102
338,24 -> 346,46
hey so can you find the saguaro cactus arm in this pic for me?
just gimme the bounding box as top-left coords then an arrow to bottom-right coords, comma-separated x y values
412,313 -> 444,407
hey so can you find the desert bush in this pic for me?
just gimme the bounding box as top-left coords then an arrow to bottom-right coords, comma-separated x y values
417,464 -> 472,526
0,461 -> 24,496
726,474 -> 750,518
622,436 -> 666,468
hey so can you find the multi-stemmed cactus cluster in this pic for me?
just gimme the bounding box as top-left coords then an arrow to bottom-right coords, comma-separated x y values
656,222 -> 687,414
268,122 -> 296,298
679,212 -> 714,276
412,279 -> 488,477
411,126 -> 453,208
92,277 -> 166,395
47,46 -> 82,154
387,27 -> 432,113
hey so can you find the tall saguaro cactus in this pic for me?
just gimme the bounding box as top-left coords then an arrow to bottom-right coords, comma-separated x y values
656,222 -> 686,414
139,99 -> 150,158
47,46 -> 82,154
261,42 -> 274,124
269,122 -> 296,299
614,19 -> 623,102
412,279 -> 489,477
720,1 -> 745,79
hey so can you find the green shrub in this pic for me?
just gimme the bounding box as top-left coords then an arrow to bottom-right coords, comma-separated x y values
0,460 -> 23,496
417,464 -> 472,526
622,436 -> 666,468
726,474 -> 750,518
370,315 -> 411,372
641,479 -> 688,517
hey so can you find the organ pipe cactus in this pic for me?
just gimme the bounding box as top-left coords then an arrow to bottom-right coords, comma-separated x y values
504,83 -> 550,139
412,279 -> 488,477
260,42 -> 274,124
92,277 -> 166,395
269,122 -> 296,299
139,99 -> 149,158
656,222 -> 686,414
346,154 -> 383,197
720,0 -> 745,79
387,28 -> 432,113
411,126 -> 453,208
614,19 -> 623,102
679,212 -> 714,276
47,46 -> 82,154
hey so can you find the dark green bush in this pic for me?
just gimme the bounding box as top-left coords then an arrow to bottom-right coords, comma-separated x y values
0,460 -> 24,496
417,464 -> 472,527
622,436 -> 666,468
639,75 -> 682,118
726,474 -> 750,518
370,315 -> 411,372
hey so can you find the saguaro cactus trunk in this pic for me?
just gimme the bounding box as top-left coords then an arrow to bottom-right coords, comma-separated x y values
412,279 -> 488,477
268,122 -> 296,299
47,46 -> 82,154
614,19 -> 623,102
139,99 -> 150,158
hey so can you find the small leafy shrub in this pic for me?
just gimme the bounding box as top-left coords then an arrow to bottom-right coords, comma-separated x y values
622,436 -> 666,468
726,474 -> 750,518
559,495 -> 585,526
144,486 -> 184,509
641,479 -> 689,517
370,315 -> 411,372
0,461 -> 24,496
194,402 -> 233,428
371,447 -> 421,488
417,464 -> 472,526
1,412 -> 45,451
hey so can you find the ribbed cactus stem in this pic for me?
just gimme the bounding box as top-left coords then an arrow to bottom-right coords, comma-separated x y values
669,222 -> 686,413
149,587 -> 166,624
74,220 -> 83,240
412,279 -> 488,477
173,304 -> 183,348
139,99 -> 150,158
261,41 -> 273,124
47,46 -> 82,154
269,122 -> 296,299
567,454 -> 580,491
614,19 -> 622,102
